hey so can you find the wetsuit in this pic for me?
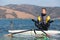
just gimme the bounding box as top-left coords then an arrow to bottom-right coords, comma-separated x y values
32,13 -> 53,31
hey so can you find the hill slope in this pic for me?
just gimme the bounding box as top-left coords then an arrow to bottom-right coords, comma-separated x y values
0,4 -> 60,19
0,6 -> 35,19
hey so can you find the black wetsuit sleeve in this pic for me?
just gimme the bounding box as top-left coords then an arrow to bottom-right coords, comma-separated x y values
48,20 -> 54,23
32,19 -> 42,29
32,19 -> 37,23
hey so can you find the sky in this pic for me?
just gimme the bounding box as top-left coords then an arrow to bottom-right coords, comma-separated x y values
0,0 -> 60,7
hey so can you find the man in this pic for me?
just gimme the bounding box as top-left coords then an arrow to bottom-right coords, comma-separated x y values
32,8 -> 53,31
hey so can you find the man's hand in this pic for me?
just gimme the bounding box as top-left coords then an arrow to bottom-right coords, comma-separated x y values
32,19 -> 37,23
49,20 -> 54,23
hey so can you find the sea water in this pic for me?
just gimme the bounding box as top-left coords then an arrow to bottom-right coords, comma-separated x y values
0,19 -> 60,40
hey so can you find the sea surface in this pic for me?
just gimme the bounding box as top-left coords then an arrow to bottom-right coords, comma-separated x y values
0,19 -> 60,40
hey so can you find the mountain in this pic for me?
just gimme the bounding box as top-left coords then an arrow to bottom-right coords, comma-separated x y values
0,5 -> 35,19
0,4 -> 60,19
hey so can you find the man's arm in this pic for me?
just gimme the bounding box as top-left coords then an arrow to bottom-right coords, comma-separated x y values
32,19 -> 37,23
48,20 -> 54,23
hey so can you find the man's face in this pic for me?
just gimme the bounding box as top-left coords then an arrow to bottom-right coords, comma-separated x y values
42,9 -> 46,14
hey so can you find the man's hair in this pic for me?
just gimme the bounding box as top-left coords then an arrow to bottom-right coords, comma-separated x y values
42,8 -> 47,11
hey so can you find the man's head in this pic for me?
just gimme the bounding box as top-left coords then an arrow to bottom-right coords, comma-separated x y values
42,8 -> 47,15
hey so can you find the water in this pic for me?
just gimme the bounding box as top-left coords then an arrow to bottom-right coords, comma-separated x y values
0,19 -> 60,40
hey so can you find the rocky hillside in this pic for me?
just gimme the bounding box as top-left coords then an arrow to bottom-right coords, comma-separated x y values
0,6 -> 35,19
0,4 -> 60,19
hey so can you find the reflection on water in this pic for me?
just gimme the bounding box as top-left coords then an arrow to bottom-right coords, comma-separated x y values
0,36 -> 35,40
0,35 -> 60,40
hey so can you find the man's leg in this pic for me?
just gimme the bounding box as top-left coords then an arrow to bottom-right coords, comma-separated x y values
34,29 -> 36,34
